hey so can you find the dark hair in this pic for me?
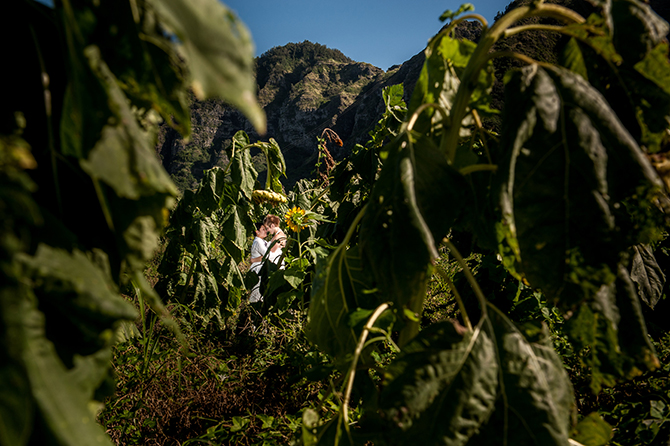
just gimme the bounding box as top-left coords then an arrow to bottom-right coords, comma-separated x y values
263,214 -> 280,226
255,221 -> 265,231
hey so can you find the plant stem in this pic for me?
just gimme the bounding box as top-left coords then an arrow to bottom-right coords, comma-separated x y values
179,253 -> 198,304
442,2 -> 585,163
459,164 -> 498,176
433,265 -> 473,331
442,238 -> 488,318
341,303 -> 390,437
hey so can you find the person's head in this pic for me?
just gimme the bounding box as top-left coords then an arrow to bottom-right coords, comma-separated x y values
255,221 -> 268,238
263,214 -> 281,233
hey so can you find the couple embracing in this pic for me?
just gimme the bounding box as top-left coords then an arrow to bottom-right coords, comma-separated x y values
249,214 -> 287,303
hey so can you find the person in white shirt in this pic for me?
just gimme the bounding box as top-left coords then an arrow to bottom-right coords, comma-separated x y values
263,214 -> 286,267
248,222 -> 269,303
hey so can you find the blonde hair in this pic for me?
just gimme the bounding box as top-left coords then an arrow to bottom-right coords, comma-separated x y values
263,214 -> 280,227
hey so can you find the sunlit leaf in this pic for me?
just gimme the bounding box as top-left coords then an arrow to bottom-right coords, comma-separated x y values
560,37 -> 589,81
409,32 -> 494,136
569,412 -> 613,446
152,0 -> 266,133
378,321 -> 498,445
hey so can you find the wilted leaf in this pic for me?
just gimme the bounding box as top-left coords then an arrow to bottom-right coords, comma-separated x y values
629,244 -> 665,309
229,138 -> 258,201
255,138 -> 287,194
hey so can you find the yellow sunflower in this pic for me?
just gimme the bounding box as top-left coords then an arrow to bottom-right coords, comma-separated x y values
285,206 -> 307,232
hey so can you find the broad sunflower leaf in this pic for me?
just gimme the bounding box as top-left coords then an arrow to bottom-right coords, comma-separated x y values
256,138 -> 287,194
498,64 -> 663,305
306,244 -> 379,363
80,46 -> 177,200
409,32 -> 494,136
360,133 -> 469,343
497,64 -> 663,385
21,298 -> 115,446
472,310 -> 575,446
229,140 -> 257,201
12,245 -> 137,446
194,168 -> 228,214
378,321 -> 498,446
18,245 -> 137,364
221,204 -> 250,264
152,0 -> 266,133
634,42 -> 670,96
377,311 -> 575,446
569,413 -> 613,446
560,37 -> 589,81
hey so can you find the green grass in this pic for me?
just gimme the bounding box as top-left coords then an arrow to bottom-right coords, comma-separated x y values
99,305 -> 329,445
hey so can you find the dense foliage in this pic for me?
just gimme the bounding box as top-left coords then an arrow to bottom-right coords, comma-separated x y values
1,0 -> 263,443
4,0 -> 670,445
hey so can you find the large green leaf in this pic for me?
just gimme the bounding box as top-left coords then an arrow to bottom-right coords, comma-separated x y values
408,32 -> 494,136
11,245 -> 138,446
229,137 -> 258,201
497,64 -> 662,386
360,133 -> 469,343
306,243 -> 379,363
377,321 -> 498,446
472,310 -> 575,446
18,245 -> 137,364
221,204 -> 249,263
152,0 -> 266,133
258,139 -> 287,194
569,413 -> 612,446
497,64 -> 662,305
377,309 -> 575,446
80,46 -> 177,200
194,168 -> 228,214
21,297 -> 115,446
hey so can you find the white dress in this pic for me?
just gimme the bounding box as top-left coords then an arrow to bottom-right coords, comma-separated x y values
249,237 -> 268,303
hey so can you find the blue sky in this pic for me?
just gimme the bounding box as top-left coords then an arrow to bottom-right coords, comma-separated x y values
222,0 -> 510,70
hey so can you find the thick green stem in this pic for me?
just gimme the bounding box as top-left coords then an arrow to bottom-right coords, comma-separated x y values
442,2 -> 585,163
178,253 -> 198,304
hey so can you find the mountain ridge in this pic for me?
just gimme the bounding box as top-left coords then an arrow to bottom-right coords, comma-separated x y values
157,0 -> 670,191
